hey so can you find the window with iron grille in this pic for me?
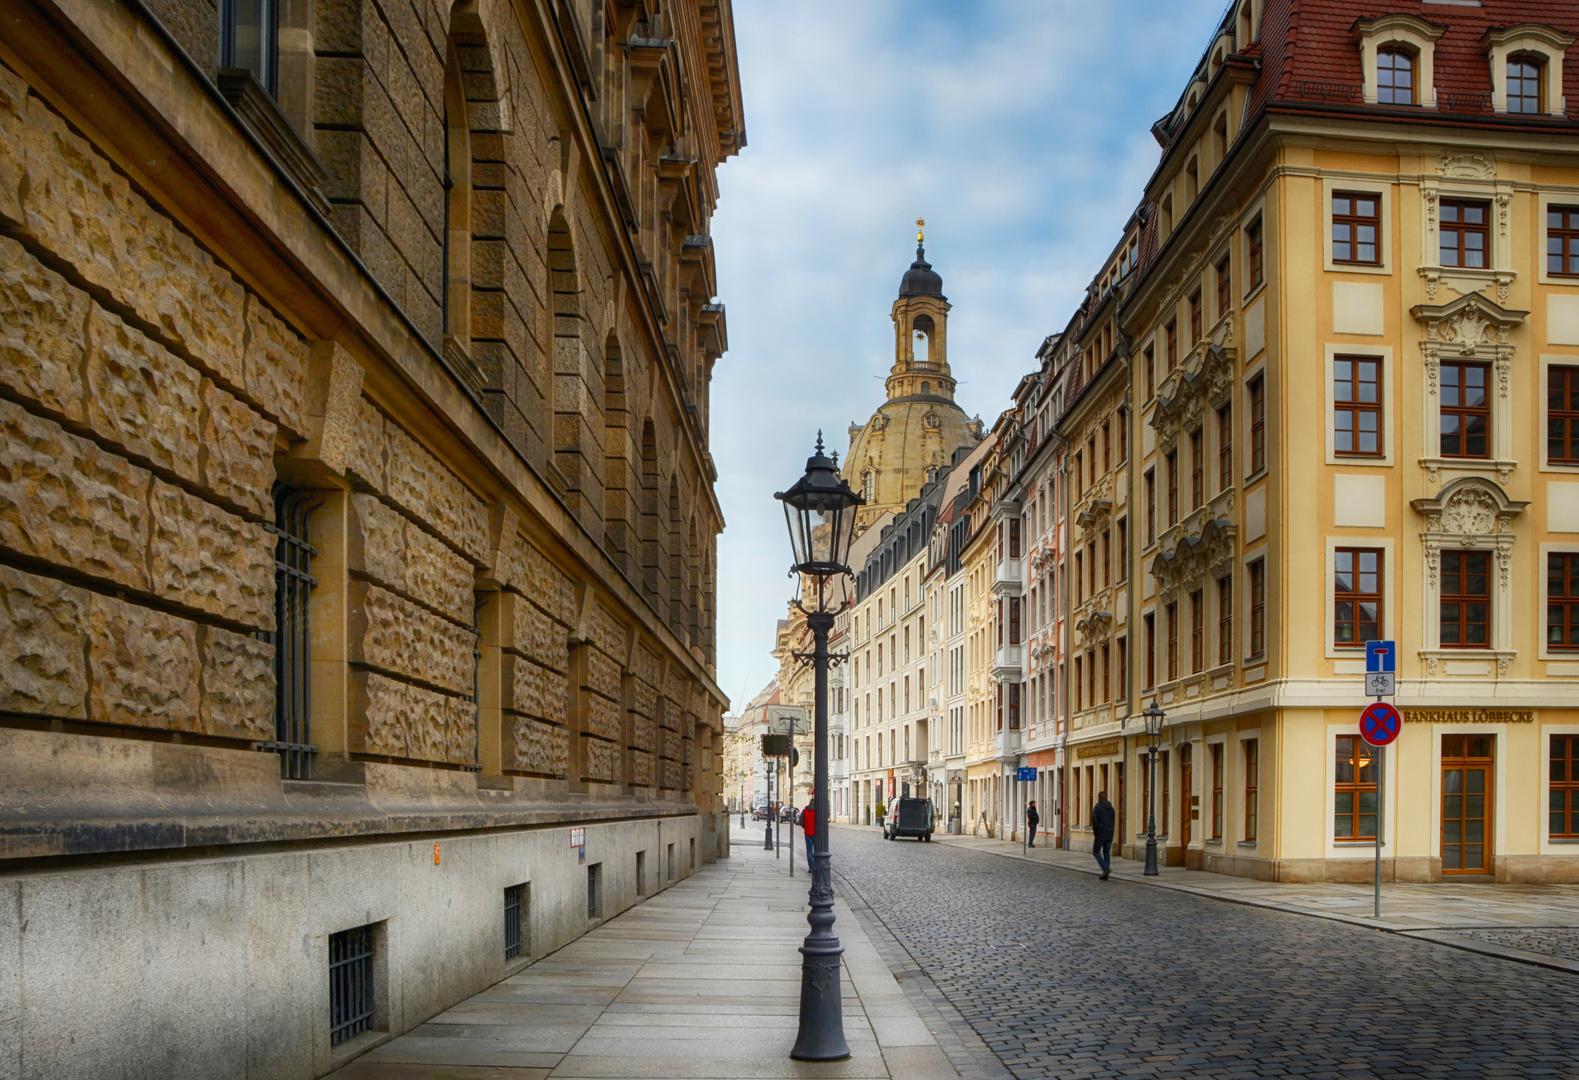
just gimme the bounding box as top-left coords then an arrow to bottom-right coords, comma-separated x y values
504,883 -> 527,959
636,850 -> 646,895
587,864 -> 601,919
329,924 -> 376,1047
267,487 -> 318,779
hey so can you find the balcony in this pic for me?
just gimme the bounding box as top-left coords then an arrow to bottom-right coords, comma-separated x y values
991,557 -> 1023,596
992,643 -> 1022,680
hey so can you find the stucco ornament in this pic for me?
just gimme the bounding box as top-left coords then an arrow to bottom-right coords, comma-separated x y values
1438,309 -> 1496,355
1436,151 -> 1496,179
1440,486 -> 1499,536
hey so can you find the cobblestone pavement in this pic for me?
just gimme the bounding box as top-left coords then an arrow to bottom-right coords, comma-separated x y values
831,825 -> 1579,1079
1448,927 -> 1579,963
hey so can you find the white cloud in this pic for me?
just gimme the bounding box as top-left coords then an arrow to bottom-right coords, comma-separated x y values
710,0 -> 1226,705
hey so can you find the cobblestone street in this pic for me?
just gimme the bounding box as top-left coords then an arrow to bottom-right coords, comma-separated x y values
831,826 -> 1579,1079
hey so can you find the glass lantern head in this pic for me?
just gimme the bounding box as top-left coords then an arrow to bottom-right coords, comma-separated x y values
1142,698 -> 1166,747
775,432 -> 864,579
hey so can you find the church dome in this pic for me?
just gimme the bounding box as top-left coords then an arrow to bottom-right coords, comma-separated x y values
899,245 -> 944,299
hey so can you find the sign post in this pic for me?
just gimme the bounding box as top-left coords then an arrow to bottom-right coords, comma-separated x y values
1016,766 -> 1036,855
1360,641 -> 1400,919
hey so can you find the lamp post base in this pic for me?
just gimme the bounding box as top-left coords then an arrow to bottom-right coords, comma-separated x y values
1144,835 -> 1159,876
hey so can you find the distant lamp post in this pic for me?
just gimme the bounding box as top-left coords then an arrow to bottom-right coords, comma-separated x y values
763,759 -> 774,851
1142,698 -> 1166,877
776,432 -> 862,1062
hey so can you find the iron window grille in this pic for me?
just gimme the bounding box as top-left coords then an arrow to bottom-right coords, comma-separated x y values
504,883 -> 526,959
329,924 -> 375,1046
264,487 -> 318,779
586,864 -> 601,919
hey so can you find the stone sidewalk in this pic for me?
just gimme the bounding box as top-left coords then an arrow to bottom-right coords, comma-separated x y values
327,823 -> 960,1080
919,826 -> 1579,974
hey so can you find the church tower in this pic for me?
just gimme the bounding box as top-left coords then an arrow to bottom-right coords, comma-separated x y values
845,222 -> 983,533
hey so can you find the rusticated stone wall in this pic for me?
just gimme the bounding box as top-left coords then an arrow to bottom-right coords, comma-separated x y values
0,67 -> 291,744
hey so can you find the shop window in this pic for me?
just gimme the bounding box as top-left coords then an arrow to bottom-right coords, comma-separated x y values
1335,736 -> 1378,841
1551,735 -> 1579,839
1243,739 -> 1259,842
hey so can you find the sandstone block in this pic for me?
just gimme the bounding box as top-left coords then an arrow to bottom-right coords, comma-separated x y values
682,711 -> 696,741
508,591 -> 567,672
585,692 -> 621,742
348,580 -> 474,694
508,655 -> 566,725
347,491 -> 408,592
582,735 -> 617,783
383,417 -> 488,565
524,544 -> 576,625
628,748 -> 653,788
242,292 -> 309,438
0,63 -> 27,225
585,648 -> 622,701
588,602 -> 626,659
0,234 -> 88,424
0,564 -> 89,718
149,479 -> 275,630
343,395 -> 386,490
405,521 -> 474,625
511,715 -> 567,776
84,304 -> 202,484
87,592 -> 200,732
199,625 -> 275,741
660,727 -> 680,761
304,339 -> 366,474
0,397 -> 151,592
631,678 -> 657,720
628,714 -> 656,753
199,379 -> 276,519
352,670 -> 412,758
660,758 -> 679,791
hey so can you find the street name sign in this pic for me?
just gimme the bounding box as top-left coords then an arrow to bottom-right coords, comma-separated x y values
1359,701 -> 1402,747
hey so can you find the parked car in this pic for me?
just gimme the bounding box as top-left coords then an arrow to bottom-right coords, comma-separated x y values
751,804 -> 771,821
883,796 -> 934,842
779,804 -> 796,822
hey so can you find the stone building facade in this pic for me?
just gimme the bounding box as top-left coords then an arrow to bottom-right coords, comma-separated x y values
0,0 -> 740,1074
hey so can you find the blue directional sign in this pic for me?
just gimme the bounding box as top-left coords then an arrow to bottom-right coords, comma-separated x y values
1366,640 -> 1397,673
1015,767 -> 1037,782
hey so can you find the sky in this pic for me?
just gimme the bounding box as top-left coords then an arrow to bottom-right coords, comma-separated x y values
708,0 -> 1229,710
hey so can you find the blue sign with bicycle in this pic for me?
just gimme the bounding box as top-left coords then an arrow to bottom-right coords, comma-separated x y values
1015,767 -> 1037,782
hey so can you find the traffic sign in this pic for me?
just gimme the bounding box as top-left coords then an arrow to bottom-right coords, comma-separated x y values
1366,640 -> 1396,673
1364,671 -> 1396,697
1359,701 -> 1402,747
1015,766 -> 1037,782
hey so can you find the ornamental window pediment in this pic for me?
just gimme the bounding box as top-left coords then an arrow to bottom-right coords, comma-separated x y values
1148,516 -> 1237,600
1410,292 -> 1528,482
1353,14 -> 1446,108
1410,477 -> 1528,675
1419,154 -> 1517,302
1482,24 -> 1575,117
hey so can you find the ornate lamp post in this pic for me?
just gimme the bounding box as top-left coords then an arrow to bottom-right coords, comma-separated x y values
776,433 -> 862,1062
1142,698 -> 1166,877
763,758 -> 775,850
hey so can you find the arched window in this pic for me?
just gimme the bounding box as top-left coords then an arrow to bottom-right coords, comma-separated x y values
920,381 -> 931,396
1508,55 -> 1544,114
1377,48 -> 1415,104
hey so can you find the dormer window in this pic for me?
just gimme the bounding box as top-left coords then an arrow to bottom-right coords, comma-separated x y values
1508,56 -> 1544,114
1483,25 -> 1574,116
1377,48 -> 1416,105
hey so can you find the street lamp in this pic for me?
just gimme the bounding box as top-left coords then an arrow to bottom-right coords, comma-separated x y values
763,758 -> 774,851
1141,698 -> 1166,877
775,432 -> 861,1062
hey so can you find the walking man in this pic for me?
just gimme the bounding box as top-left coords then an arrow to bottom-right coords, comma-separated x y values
1091,790 -> 1115,879
1026,800 -> 1040,848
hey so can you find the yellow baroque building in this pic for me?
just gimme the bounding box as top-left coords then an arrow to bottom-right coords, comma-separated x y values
1061,0 -> 1579,883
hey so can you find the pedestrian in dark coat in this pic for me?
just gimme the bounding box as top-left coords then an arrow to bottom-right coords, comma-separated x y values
1091,791 -> 1116,879
1026,801 -> 1041,848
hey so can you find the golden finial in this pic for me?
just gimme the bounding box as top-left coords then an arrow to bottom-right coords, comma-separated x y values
915,217 -> 926,244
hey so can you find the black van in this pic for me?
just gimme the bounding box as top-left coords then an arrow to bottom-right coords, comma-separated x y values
883,796 -> 935,841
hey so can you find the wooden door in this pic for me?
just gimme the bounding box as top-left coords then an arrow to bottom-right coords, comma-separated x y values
1441,734 -> 1494,875
1180,744 -> 1193,849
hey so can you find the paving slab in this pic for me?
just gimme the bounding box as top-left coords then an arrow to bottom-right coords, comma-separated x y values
325,827 -> 959,1080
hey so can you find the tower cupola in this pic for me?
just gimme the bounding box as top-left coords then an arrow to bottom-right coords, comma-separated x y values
886,218 -> 955,402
